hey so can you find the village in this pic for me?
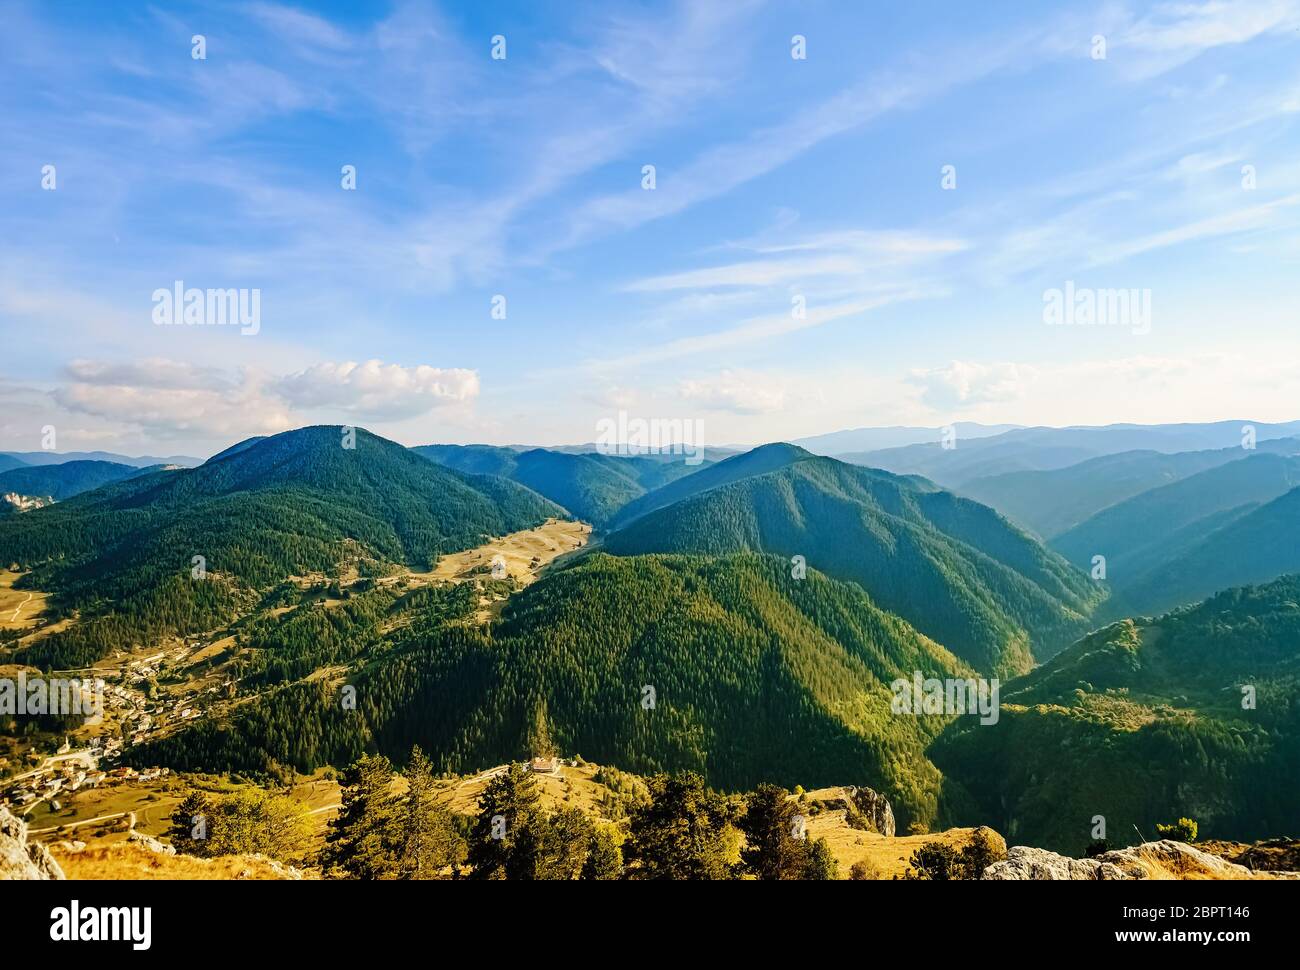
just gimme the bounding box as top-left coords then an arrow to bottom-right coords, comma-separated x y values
0,638 -> 227,819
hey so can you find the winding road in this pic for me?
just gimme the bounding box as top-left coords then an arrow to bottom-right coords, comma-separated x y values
9,591 -> 32,623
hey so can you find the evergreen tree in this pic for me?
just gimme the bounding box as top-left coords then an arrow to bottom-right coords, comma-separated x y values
321,753 -> 402,879
803,837 -> 839,880
467,763 -> 542,879
740,783 -> 810,880
400,745 -> 463,879
168,791 -> 214,857
626,771 -> 736,880
581,825 -> 623,880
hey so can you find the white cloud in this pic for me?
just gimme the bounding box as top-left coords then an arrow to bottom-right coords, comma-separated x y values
625,231 -> 967,293
908,361 -> 1034,411
679,370 -> 786,414
275,360 -> 479,420
46,357 -> 478,442
54,361 -> 292,440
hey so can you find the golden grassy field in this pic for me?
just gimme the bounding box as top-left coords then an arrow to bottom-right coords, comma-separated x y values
0,569 -> 48,633
425,518 -> 590,585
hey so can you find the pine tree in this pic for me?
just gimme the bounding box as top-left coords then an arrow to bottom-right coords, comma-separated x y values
740,783 -> 809,880
400,745 -> 462,879
467,763 -> 541,879
626,771 -> 736,880
803,837 -> 839,880
581,825 -> 622,880
320,753 -> 402,879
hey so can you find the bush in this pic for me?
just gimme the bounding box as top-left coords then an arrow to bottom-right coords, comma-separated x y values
903,830 -> 1005,880
1155,817 -> 1198,843
849,860 -> 881,880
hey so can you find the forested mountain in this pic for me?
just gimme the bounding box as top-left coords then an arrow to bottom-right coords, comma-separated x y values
0,455 -> 27,474
414,444 -> 704,528
958,441 -> 1300,539
0,459 -> 142,501
606,442 -> 814,530
1112,487 -> 1300,617
1051,453 -> 1300,588
601,451 -> 1102,675
842,421 -> 1300,489
0,426 -> 563,670
933,574 -> 1300,852
128,553 -> 980,829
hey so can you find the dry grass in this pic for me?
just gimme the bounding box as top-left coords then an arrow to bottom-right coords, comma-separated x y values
431,762 -> 624,822
53,842 -> 309,880
805,814 -> 1003,879
425,518 -> 590,586
0,568 -> 49,632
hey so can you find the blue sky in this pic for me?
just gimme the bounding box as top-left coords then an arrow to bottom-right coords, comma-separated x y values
2,0 -> 1300,456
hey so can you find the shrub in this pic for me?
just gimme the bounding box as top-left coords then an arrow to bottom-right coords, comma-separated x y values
1155,817 -> 1198,843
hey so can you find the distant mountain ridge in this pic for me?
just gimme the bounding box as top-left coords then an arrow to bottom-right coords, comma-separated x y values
793,422 -> 1021,456
960,437 -> 1300,539
840,421 -> 1300,488
1,450 -> 202,468
414,444 -> 706,528
0,459 -> 146,502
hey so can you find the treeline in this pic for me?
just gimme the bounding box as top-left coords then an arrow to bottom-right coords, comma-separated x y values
172,756 -> 844,880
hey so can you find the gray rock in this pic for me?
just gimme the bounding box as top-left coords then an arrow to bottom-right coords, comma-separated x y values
0,805 -> 65,880
984,840 -> 1300,880
846,786 -> 896,837
983,845 -> 1132,880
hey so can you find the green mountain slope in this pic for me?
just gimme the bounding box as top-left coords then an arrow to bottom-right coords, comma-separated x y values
601,452 -> 1101,675
0,426 -> 563,670
128,553 -> 979,829
0,459 -> 142,501
607,442 -> 813,530
933,575 -> 1300,852
1114,486 -> 1300,616
1051,453 -> 1300,584
415,444 -> 704,527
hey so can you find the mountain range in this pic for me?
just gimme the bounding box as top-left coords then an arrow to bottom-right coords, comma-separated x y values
4,419 -> 1300,851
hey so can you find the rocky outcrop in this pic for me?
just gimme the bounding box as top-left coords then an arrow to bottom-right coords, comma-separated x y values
982,845 -> 1129,880
0,805 -> 65,880
847,787 -> 896,837
806,786 -> 896,836
984,840 -> 1300,880
1199,837 -> 1300,873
